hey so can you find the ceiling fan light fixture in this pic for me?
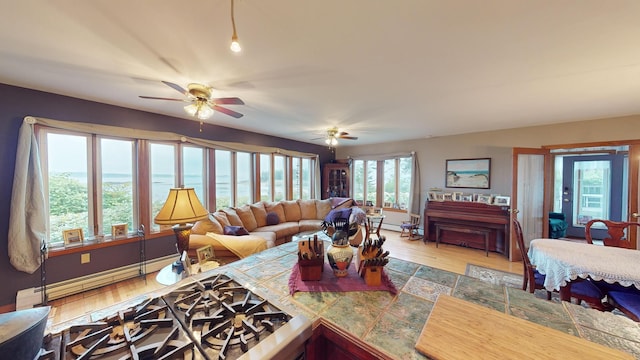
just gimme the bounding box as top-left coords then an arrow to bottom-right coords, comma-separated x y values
325,137 -> 338,146
184,100 -> 214,120
230,0 -> 241,53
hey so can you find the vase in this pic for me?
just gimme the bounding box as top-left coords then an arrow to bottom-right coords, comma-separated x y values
327,242 -> 354,277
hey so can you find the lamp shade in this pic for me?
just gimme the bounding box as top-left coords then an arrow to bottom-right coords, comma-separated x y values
154,187 -> 209,225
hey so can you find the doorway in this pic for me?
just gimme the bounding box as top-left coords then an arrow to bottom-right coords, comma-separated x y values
553,149 -> 628,239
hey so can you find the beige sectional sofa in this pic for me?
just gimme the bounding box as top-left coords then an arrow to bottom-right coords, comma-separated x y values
188,198 -> 355,262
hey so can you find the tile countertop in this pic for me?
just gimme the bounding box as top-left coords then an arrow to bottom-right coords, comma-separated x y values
50,241 -> 640,359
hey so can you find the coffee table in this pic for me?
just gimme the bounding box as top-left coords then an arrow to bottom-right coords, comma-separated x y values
292,230 -> 331,242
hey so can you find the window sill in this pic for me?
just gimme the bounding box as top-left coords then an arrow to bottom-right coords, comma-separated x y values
47,231 -> 171,257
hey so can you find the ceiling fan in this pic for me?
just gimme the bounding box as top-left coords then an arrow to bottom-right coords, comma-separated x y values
313,127 -> 359,146
139,81 -> 245,120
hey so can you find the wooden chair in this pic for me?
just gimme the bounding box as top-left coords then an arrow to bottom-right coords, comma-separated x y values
513,218 -> 551,300
400,213 -> 421,240
513,218 -> 609,310
585,219 -> 640,248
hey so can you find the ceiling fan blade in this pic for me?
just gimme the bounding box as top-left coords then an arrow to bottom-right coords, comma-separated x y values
161,81 -> 189,96
212,105 -> 244,118
210,97 -> 245,105
339,135 -> 358,140
139,95 -> 188,102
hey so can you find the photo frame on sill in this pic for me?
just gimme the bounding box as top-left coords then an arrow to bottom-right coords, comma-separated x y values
111,223 -> 128,239
196,245 -> 215,264
63,228 -> 84,246
445,158 -> 491,189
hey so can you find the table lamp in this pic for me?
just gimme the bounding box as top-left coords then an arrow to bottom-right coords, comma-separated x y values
154,187 -> 209,271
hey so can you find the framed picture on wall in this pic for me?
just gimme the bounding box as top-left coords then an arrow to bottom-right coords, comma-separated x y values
445,158 -> 491,189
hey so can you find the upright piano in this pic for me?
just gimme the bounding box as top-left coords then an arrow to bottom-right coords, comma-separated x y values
423,200 -> 510,256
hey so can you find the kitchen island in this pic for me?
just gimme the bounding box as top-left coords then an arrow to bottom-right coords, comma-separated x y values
49,241 -> 640,359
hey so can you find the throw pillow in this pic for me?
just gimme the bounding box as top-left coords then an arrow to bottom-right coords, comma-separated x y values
266,211 -> 280,225
223,225 -> 250,236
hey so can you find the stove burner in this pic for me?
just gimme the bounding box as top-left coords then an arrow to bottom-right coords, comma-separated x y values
163,274 -> 293,359
40,298 -> 196,360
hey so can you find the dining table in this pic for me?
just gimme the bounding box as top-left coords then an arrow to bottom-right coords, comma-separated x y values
528,238 -> 640,301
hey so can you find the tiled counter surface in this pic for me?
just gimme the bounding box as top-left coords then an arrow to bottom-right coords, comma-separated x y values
50,241 -> 640,359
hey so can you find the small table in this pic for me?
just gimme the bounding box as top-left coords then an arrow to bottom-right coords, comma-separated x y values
155,263 -> 187,286
156,261 -> 220,286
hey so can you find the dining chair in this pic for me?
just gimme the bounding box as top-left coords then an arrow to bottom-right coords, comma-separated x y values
585,219 -> 640,249
400,213 -> 421,240
607,287 -> 640,322
513,218 -> 609,310
513,218 -> 552,300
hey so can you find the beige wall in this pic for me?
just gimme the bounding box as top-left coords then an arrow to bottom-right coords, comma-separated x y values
338,114 -> 640,211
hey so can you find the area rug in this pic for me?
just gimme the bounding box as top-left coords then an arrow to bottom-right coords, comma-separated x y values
464,263 -> 523,289
288,262 -> 397,295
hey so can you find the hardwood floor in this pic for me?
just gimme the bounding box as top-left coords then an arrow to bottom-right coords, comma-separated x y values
48,229 -> 522,326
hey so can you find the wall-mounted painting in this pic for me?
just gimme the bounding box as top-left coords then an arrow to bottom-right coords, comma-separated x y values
445,158 -> 491,189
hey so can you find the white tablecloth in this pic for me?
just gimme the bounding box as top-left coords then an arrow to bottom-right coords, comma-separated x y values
528,238 -> 640,291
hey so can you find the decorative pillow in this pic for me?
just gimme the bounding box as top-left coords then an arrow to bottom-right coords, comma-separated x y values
221,208 -> 244,227
282,200 -> 301,222
191,214 -> 223,235
266,211 -> 280,226
298,199 -> 317,219
316,198 -> 332,219
235,204 -> 258,231
265,202 -> 285,223
250,202 -> 268,228
223,225 -> 250,236
212,211 -> 231,227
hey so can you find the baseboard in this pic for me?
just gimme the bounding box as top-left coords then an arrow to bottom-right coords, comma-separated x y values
16,255 -> 175,308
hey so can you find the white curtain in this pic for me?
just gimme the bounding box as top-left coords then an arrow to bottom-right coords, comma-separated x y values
8,116 -> 323,273
8,118 -> 46,273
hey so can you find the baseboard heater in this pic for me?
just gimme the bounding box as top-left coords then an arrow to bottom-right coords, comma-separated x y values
16,255 -> 175,309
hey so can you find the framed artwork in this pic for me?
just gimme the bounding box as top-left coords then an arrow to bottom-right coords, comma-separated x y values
445,158 -> 491,189
493,196 -> 511,206
63,228 -> 84,246
383,201 -> 392,208
428,192 -> 439,201
443,193 -> 453,201
111,223 -> 128,239
477,195 -> 493,204
196,245 -> 215,264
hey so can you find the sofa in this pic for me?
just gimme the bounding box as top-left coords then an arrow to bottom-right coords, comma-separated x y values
188,198 -> 356,262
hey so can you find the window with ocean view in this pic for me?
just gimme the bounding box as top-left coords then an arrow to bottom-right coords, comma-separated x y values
37,125 -> 318,247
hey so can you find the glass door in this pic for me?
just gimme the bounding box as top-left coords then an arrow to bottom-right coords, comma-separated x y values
561,154 -> 627,238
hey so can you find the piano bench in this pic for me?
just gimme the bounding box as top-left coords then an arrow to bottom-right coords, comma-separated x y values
435,224 -> 490,256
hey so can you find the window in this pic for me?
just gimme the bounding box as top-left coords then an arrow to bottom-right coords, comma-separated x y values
37,124 -> 319,247
99,138 -> 135,236
273,155 -> 286,201
43,131 -> 92,245
183,146 -> 206,207
236,152 -> 252,205
149,143 -> 177,231
352,155 -> 413,209
259,154 -> 272,201
215,150 -> 232,209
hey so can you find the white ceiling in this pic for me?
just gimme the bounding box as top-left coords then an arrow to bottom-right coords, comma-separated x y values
2,1 -> 640,146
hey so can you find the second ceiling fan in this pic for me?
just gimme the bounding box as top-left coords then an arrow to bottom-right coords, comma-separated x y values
139,81 -> 245,120
316,127 -> 358,146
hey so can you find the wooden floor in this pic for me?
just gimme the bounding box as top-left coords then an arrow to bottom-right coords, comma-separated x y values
48,229 -> 522,326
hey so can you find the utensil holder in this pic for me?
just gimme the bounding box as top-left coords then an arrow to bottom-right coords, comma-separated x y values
298,257 -> 324,281
363,266 -> 382,286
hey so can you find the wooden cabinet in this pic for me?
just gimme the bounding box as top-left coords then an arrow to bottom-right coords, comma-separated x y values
306,320 -> 391,360
322,162 -> 350,199
424,200 -> 510,256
